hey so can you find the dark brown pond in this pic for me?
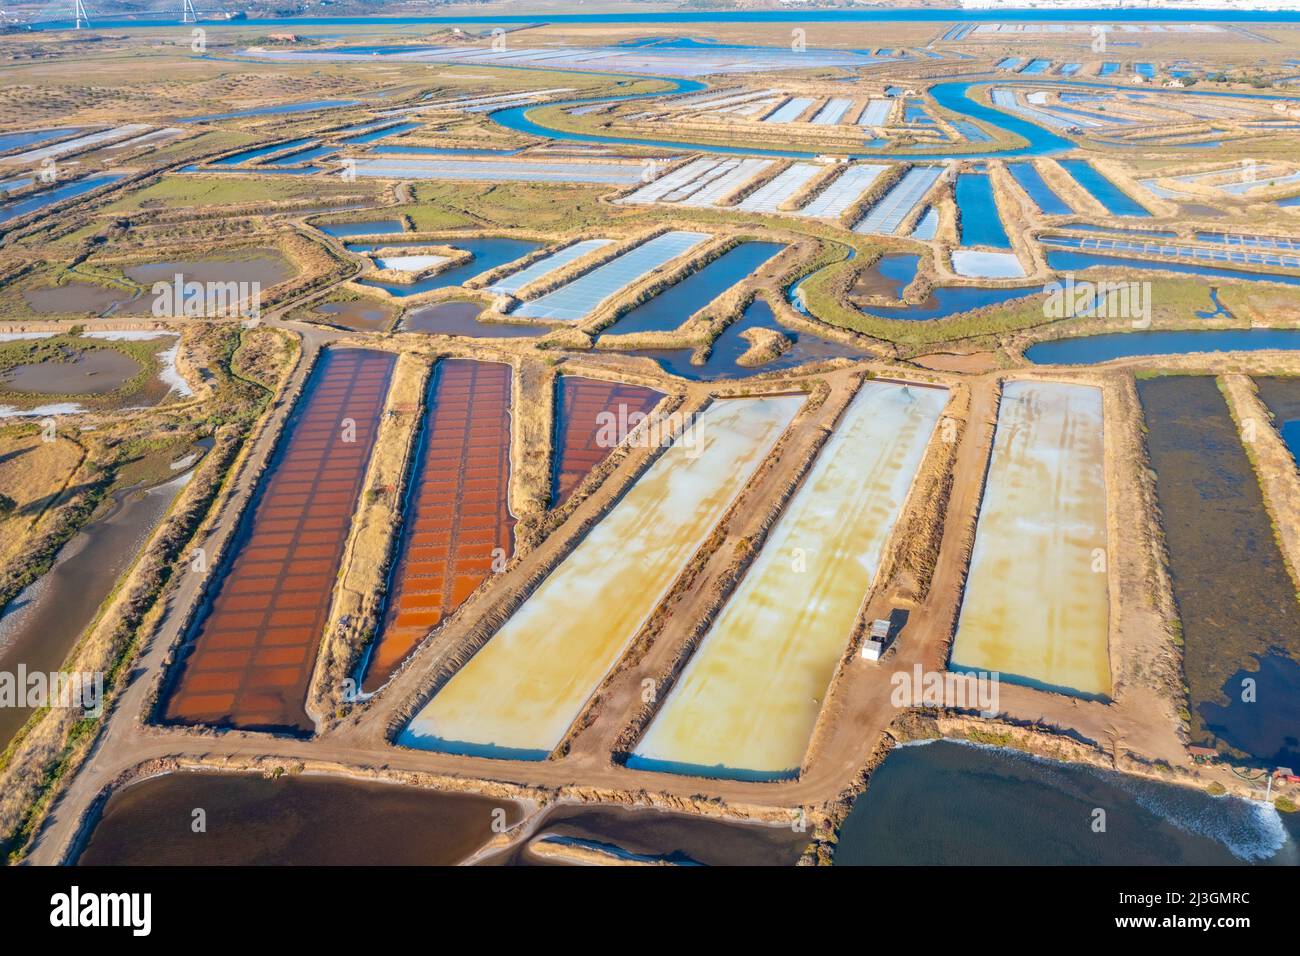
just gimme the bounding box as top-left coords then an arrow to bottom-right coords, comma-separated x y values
123,252 -> 292,289
2,348 -> 140,394
22,281 -> 138,316
77,772 -> 524,865
1256,376 -> 1300,465
1138,376 -> 1300,766
403,300 -> 547,339
312,300 -> 394,332
835,740 -> 1298,865
479,803 -> 811,866
120,251 -> 293,316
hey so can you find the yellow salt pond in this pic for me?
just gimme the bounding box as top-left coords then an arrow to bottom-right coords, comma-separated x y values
950,380 -> 1111,699
630,380 -> 950,780
399,394 -> 805,759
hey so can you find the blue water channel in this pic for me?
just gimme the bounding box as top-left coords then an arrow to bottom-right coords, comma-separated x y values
210,138 -> 315,166
1044,249 -> 1300,288
1025,329 -> 1300,365
955,172 -> 1011,248
602,241 -> 784,335
1057,159 -> 1151,217
0,173 -> 124,224
1007,162 -> 1072,215
490,79 -> 1075,161
354,237 -> 539,296
618,298 -> 869,380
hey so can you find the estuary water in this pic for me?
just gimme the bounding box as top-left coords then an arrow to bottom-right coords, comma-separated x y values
835,740 -> 1299,866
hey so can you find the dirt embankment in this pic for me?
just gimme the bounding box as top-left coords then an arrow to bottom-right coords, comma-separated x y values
1220,374 -> 1300,597
509,357 -> 559,537
891,382 -> 969,604
599,378 -> 844,762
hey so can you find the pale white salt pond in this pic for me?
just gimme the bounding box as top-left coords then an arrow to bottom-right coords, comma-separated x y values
0,401 -> 84,418
629,381 -> 949,781
0,332 -> 57,341
951,250 -> 1026,278
950,380 -> 1111,699
399,394 -> 805,760
372,254 -> 450,273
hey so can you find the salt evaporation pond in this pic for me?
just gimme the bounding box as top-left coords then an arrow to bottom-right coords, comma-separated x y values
360,360 -> 515,690
400,395 -> 804,760
1056,159 -> 1151,218
834,740 -> 1299,865
163,349 -> 395,733
950,381 -> 1111,699
356,237 -> 538,297
315,218 -> 404,238
955,172 -> 1011,249
0,332 -> 190,417
313,300 -> 395,332
1256,375 -> 1300,464
550,376 -> 664,507
1138,376 -> 1300,764
850,261 -> 1040,322
402,300 -> 547,338
630,381 -> 948,781
603,241 -> 783,335
1025,329 -> 1300,365
78,772 -> 522,865
623,299 -> 868,380
2,348 -> 140,395
1008,162 -> 1072,215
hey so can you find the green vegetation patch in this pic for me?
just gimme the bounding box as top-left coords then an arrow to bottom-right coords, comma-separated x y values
390,181 -> 621,232
0,334 -> 161,409
106,174 -> 381,211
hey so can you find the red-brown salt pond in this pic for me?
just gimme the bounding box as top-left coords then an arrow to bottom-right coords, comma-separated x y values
551,376 -> 664,507
361,359 -> 514,690
163,348 -> 395,733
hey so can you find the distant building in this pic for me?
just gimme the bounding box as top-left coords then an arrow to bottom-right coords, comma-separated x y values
268,34 -> 298,43
1188,745 -> 1219,762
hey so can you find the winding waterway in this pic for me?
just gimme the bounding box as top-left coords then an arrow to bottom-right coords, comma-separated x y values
490,78 -> 1072,161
